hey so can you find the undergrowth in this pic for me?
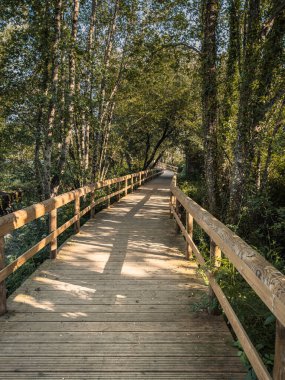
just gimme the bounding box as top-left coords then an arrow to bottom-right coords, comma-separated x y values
178,173 -> 284,378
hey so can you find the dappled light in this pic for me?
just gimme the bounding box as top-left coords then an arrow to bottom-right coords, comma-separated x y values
1,0 -> 284,376
12,294 -> 55,312
0,173 -> 244,377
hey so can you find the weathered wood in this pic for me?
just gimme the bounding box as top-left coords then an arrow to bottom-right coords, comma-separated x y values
0,184 -> 146,284
0,233 -> 55,283
74,194 -> 80,233
131,175 -> 134,192
273,319 -> 285,380
0,236 -> 6,315
49,209 -> 57,259
171,184 -> 285,327
108,185 -> 111,207
0,169 -> 158,237
186,213 -> 193,259
0,356 -> 247,372
117,181 -> 121,201
0,373 -> 246,380
90,189 -> 95,218
175,201 -> 181,233
125,178 -> 128,196
208,239 -> 221,315
0,342 -> 240,356
169,194 -> 174,218
170,204 -> 271,380
0,173 -> 245,378
157,163 -> 178,172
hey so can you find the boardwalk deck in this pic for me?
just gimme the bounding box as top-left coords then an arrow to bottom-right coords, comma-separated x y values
0,172 -> 246,379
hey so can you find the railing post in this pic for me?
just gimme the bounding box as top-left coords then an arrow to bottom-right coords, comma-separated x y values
273,319 -> 285,379
74,194 -> 80,234
175,200 -> 180,233
172,176 -> 179,230
169,191 -> 174,218
186,212 -> 193,259
90,188 -> 95,218
208,239 -> 221,315
49,209 -> 57,259
125,178 -> 128,196
108,184 -> 111,207
139,172 -> 142,186
210,239 -> 221,268
118,181 -> 121,201
131,175 -> 134,192
0,236 -> 7,315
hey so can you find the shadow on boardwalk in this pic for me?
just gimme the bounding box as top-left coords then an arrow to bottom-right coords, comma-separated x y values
0,171 -> 246,379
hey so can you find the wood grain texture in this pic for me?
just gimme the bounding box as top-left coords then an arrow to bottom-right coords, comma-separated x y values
0,170 -> 162,284
171,203 -> 272,380
0,169 -> 161,236
171,183 -> 285,327
0,172 -> 245,378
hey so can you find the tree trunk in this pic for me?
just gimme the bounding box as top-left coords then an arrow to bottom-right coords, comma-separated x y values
50,0 -> 80,195
43,0 -> 62,199
228,0 -> 260,223
201,0 -> 219,216
228,0 -> 285,223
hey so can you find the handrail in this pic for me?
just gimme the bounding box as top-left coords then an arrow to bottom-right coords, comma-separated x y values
0,168 -> 163,315
156,162 -> 178,172
170,175 -> 285,380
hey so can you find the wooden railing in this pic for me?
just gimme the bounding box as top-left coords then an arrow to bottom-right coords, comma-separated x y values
157,162 -> 178,172
170,175 -> 285,380
0,168 -> 162,315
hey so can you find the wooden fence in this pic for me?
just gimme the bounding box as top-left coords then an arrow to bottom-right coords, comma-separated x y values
170,175 -> 285,380
0,168 -> 162,315
157,162 -> 178,172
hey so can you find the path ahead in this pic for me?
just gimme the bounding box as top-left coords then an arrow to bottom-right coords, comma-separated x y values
0,172 -> 245,379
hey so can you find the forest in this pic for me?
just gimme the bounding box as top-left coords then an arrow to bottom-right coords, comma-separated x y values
0,0 -> 285,378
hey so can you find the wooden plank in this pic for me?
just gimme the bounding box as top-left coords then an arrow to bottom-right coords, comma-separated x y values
171,204 -> 271,380
0,169 -> 159,236
0,373 -> 246,380
49,209 -> 57,259
0,342 -> 239,357
0,173 -> 245,378
0,356 -> 246,372
171,184 -> 285,327
0,330 -> 233,344
74,194 -> 80,233
2,312 -> 220,323
273,319 -> 285,379
9,291 -> 203,305
5,303 -> 208,314
0,237 -> 6,315
0,321 -> 226,332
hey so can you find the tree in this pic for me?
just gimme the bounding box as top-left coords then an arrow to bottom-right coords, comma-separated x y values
201,0 -> 219,216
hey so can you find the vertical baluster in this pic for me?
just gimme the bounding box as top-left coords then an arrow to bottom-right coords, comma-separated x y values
131,175 -> 134,192
118,181 -> 121,201
49,208 -> 57,259
139,172 -> 142,186
186,213 -> 193,259
74,194 -> 80,233
175,200 -> 180,233
125,178 -> 128,196
273,319 -> 285,379
208,239 -> 221,314
169,191 -> 174,218
90,188 -> 95,218
0,236 -> 7,315
108,184 -> 111,207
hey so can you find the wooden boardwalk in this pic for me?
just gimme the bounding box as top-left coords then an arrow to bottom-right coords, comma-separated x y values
0,172 -> 245,379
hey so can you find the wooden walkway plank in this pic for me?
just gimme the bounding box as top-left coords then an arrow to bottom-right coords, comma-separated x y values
0,172 -> 246,378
